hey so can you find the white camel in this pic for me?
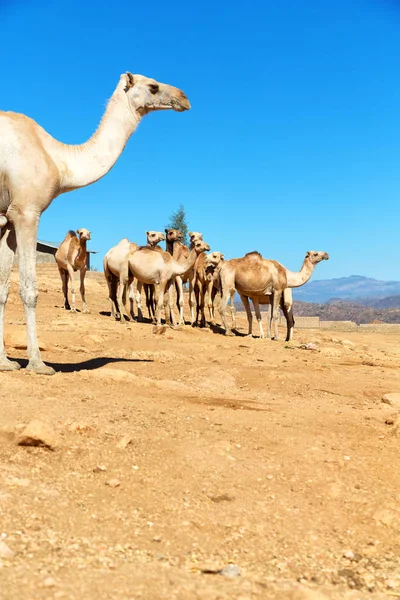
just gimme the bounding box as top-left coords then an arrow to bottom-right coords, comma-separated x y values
0,72 -> 190,374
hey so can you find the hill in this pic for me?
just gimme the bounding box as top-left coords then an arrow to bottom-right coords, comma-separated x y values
293,275 -> 400,302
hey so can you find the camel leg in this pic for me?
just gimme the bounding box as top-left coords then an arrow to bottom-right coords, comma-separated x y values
80,267 -> 89,313
219,288 -> 235,336
240,294 -> 253,336
229,289 -> 236,329
136,281 -> 144,322
206,280 -> 215,325
66,264 -> 77,312
128,281 -> 135,319
194,284 -> 201,326
165,280 -> 177,327
252,298 -> 265,338
281,298 -> 294,342
270,292 -> 282,340
117,273 -> 130,323
14,214 -> 54,375
104,264 -> 118,318
175,276 -> 184,325
155,281 -> 167,326
188,277 -> 196,326
59,267 -> 70,311
0,225 -> 21,371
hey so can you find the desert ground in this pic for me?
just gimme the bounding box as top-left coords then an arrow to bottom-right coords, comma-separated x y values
1,265 -> 400,600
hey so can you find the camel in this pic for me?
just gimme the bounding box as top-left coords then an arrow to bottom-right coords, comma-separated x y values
55,228 -> 91,313
192,251 -> 225,328
218,251 -> 329,339
103,238 -> 139,322
0,72 -> 190,374
142,231 -> 166,322
123,238 -> 210,327
104,231 -> 165,324
165,229 -> 203,325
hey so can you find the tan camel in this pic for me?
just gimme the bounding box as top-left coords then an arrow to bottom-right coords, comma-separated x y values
103,238 -> 139,322
218,251 -> 329,339
165,229 -> 203,325
123,239 -> 210,327
0,72 -> 190,374
55,228 -> 91,313
192,251 -> 225,327
142,231 -> 166,322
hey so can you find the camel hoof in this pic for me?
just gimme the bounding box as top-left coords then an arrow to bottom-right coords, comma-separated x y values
82,308 -> 90,314
0,358 -> 21,372
70,308 -> 77,313
26,362 -> 55,376
224,330 -> 235,337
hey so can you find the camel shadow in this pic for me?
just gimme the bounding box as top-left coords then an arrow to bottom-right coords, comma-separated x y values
209,323 -> 247,337
13,356 -> 152,374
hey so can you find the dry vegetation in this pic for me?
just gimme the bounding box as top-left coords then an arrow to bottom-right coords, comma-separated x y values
1,265 -> 400,599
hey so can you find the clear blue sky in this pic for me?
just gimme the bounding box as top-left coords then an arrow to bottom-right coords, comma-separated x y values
2,0 -> 399,280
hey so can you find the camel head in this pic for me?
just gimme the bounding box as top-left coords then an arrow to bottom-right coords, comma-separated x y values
305,251 -> 329,265
193,240 -> 210,254
165,228 -> 183,244
121,73 -> 191,116
76,228 -> 91,241
146,231 -> 166,246
204,252 -> 225,282
188,231 -> 203,244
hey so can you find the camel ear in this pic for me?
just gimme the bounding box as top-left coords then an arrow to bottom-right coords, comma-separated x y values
188,231 -> 193,237
305,251 -> 311,258
146,231 -> 149,236
221,254 -> 225,261
124,72 -> 135,92
76,229 -> 81,235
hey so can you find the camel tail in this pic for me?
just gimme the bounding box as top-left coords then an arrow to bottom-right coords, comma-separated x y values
0,172 -> 12,228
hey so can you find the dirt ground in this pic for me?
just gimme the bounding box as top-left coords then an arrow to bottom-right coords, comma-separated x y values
1,266 -> 400,600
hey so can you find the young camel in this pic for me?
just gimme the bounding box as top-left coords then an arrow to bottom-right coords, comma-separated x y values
218,251 -> 329,339
0,72 -> 190,374
55,228 -> 91,313
192,251 -> 225,328
103,238 -> 139,322
165,229 -> 203,325
123,239 -> 210,327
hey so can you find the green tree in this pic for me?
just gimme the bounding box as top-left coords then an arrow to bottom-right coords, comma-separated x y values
166,204 -> 189,246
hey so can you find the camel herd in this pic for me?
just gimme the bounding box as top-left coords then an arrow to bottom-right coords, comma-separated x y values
0,70 -> 328,375
54,227 -> 329,345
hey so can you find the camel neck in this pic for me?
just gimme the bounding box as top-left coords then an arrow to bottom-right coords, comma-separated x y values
176,247 -> 197,276
285,258 -> 314,288
49,88 -> 141,193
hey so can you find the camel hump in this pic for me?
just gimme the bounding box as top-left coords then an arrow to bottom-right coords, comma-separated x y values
62,230 -> 78,242
245,251 -> 262,259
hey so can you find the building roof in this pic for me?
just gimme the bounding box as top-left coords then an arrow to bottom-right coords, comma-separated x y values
37,239 -> 98,253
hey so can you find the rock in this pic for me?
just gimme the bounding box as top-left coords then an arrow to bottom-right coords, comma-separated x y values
341,339 -> 355,347
16,420 -> 57,450
105,479 -> 121,488
153,325 -> 167,335
93,465 -> 107,473
43,577 -> 57,588
219,564 -> 241,578
382,393 -> 400,407
6,331 -> 48,351
0,540 -> 14,560
116,435 -> 132,449
300,343 -> 320,352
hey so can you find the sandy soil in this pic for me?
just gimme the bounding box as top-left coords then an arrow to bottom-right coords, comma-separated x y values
1,266 -> 400,600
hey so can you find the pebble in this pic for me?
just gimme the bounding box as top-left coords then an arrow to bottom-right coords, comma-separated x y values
300,343 -> 320,352
16,419 -> 57,450
116,435 -> 132,449
219,564 -> 241,578
105,479 -> 121,488
0,540 -> 14,560
382,393 -> 400,407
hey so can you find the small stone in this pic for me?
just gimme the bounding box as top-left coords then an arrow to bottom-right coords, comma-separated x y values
116,435 -> 132,449
153,325 -> 167,335
105,479 -> 121,488
43,577 -> 57,588
0,540 -> 14,560
300,343 -> 320,352
219,564 -> 241,578
386,579 -> 398,589
382,393 -> 400,407
16,420 -> 57,450
93,465 -> 107,473
343,550 -> 355,560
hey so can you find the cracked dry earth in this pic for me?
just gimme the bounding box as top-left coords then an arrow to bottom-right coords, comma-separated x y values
1,266 -> 400,600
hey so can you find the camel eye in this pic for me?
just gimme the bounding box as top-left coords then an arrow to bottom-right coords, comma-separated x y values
149,84 -> 159,95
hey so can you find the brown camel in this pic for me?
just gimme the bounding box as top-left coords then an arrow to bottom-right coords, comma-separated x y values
165,229 -> 203,325
55,228 -> 91,313
142,231 -> 166,322
0,72 -> 190,374
123,239 -> 210,327
218,251 -> 329,339
192,251 -> 225,328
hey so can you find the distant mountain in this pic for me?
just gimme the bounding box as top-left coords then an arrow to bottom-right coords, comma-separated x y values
293,275 -> 400,303
356,295 -> 400,309
293,300 -> 400,325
